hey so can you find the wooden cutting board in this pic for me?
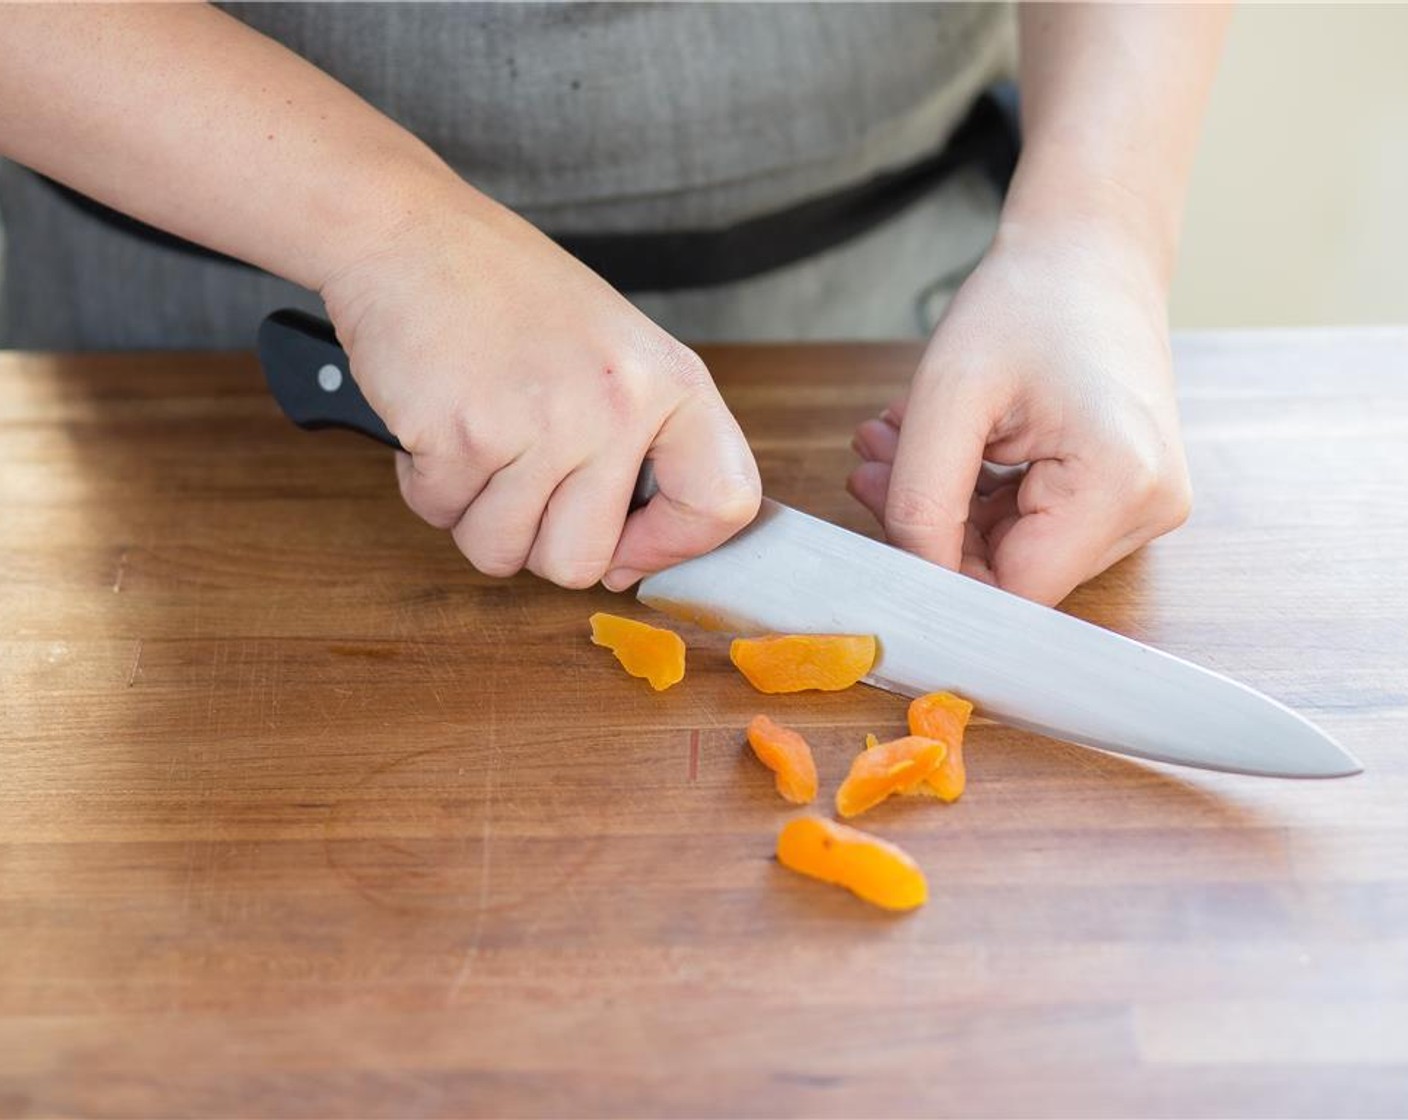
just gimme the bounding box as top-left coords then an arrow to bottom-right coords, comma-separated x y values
1,332 -> 1406,1118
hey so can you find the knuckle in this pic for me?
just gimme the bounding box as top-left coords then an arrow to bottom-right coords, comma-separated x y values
1117,440 -> 1191,519
1159,474 -> 1194,530
538,555 -> 609,590
467,550 -> 523,580
697,469 -> 763,529
884,486 -> 952,545
1126,450 -> 1165,497
591,358 -> 652,421
386,411 -> 438,459
455,526 -> 526,579
1111,437 -> 1192,534
406,498 -> 458,532
659,341 -> 712,392
726,467 -> 765,519
394,461 -> 424,504
401,410 -> 512,474
397,463 -> 458,529
452,415 -> 513,472
918,354 -> 1008,409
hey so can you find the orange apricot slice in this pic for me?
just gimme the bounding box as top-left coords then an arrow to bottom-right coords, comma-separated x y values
729,633 -> 877,694
907,691 -> 975,802
835,735 -> 945,818
908,691 -> 973,745
746,715 -> 818,804
864,730 -> 939,801
589,612 -> 686,691
776,816 -> 927,911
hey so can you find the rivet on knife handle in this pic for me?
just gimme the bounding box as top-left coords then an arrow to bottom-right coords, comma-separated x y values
256,309 -> 402,450
255,308 -> 658,510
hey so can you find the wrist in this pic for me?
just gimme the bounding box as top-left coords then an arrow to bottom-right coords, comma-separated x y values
315,163 -> 504,342
997,144 -> 1181,295
307,144 -> 478,298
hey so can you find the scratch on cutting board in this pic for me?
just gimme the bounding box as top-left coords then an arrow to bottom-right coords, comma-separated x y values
687,728 -> 701,782
687,683 -> 725,731
125,639 -> 144,688
412,638 -> 448,709
111,548 -> 130,593
445,699 -> 499,1005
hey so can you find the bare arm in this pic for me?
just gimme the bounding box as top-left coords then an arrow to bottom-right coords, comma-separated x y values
851,4 -> 1230,605
1006,2 -> 1231,286
0,3 -> 455,290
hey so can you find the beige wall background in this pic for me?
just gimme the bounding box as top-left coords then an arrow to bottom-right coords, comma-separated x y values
1171,3 -> 1408,328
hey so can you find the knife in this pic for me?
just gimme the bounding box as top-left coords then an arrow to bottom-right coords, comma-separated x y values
258,308 -> 1362,779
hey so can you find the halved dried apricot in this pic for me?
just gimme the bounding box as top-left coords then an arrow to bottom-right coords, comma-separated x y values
729,633 -> 877,694
777,816 -> 927,911
836,735 -> 945,818
907,691 -> 974,802
589,612 -> 686,691
746,715 -> 818,804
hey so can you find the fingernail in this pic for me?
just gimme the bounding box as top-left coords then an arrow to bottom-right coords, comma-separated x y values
603,568 -> 643,592
879,408 -> 900,427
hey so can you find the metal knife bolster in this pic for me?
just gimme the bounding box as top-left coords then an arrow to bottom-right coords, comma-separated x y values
638,500 -> 1362,779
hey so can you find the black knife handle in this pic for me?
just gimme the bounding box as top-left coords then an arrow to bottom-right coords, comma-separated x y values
255,309 -> 657,509
257,309 -> 402,449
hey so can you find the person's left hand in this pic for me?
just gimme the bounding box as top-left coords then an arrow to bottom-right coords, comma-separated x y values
847,218 -> 1192,607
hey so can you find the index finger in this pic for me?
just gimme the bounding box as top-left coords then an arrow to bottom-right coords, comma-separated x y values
883,374 -> 999,572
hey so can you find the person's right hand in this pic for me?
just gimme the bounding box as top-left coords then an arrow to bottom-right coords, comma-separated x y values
0,5 -> 760,593
321,184 -> 761,591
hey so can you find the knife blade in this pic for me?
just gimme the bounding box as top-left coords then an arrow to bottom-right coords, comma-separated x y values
257,309 -> 1361,779
640,501 -> 1361,778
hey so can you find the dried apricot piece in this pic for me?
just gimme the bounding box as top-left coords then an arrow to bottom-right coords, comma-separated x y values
776,816 -> 927,911
836,735 -> 945,818
589,612 -> 686,691
907,691 -> 975,802
864,730 -> 938,801
729,633 -> 877,694
908,691 -> 973,745
746,715 -> 818,804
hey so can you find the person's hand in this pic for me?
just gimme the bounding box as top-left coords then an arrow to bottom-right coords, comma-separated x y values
321,185 -> 761,590
847,218 -> 1192,606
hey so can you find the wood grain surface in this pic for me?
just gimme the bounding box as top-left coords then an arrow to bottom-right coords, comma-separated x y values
1,332 -> 1406,1118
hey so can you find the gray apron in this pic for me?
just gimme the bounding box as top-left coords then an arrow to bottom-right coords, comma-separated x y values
0,2 -> 1013,348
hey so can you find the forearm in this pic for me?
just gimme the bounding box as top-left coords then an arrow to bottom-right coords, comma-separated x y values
0,3 -> 464,292
1005,3 -> 1231,287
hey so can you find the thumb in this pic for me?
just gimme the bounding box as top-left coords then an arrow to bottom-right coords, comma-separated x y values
604,392 -> 761,588
882,377 -> 996,571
